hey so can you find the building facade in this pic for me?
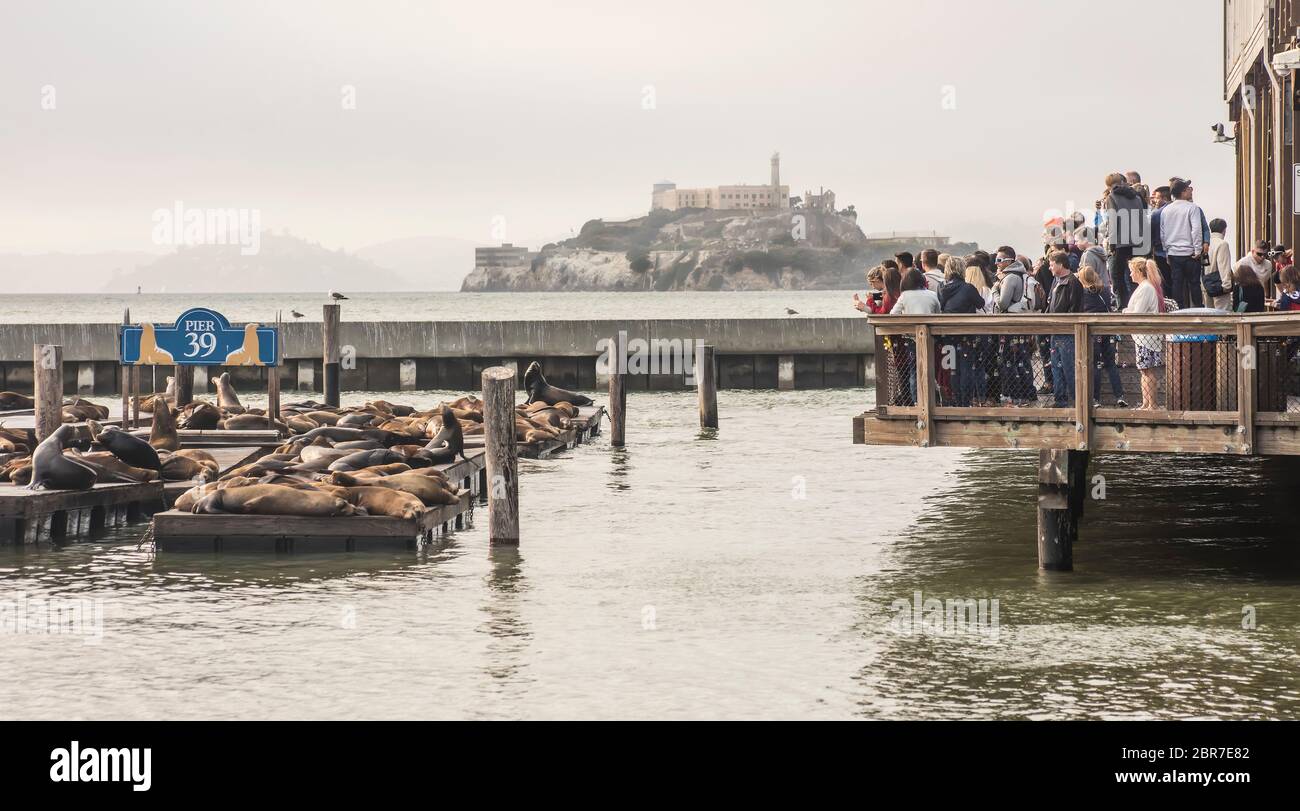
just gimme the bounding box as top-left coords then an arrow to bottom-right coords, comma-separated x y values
475,243 -> 532,268
1226,0 -> 1300,252
651,153 -> 790,212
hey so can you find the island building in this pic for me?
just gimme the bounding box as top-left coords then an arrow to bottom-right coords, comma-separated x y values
652,153 -> 791,212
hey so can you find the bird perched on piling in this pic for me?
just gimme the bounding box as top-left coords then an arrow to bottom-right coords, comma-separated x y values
329,291 -> 348,301
291,310 -> 305,319
785,307 -> 799,316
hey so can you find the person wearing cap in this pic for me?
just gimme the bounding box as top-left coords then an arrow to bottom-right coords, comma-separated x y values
1074,227 -> 1110,293
1159,178 -> 1209,308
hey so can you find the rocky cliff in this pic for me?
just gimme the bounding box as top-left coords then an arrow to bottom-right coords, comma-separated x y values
461,209 -> 977,292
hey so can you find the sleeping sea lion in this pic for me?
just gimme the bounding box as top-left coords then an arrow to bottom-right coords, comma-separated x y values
222,413 -> 283,431
91,424 -> 162,472
326,448 -> 406,472
150,401 -> 180,451
0,391 -> 35,410
314,484 -> 426,520
180,401 -> 222,430
193,483 -> 357,516
523,361 -> 593,406
69,450 -> 160,483
28,424 -> 98,490
326,470 -> 459,506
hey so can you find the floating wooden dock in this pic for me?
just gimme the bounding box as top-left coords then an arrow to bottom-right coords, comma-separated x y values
151,449 -> 488,553
152,490 -> 475,552
0,480 -> 165,544
855,312 -> 1300,571
513,405 -> 605,459
129,428 -> 282,448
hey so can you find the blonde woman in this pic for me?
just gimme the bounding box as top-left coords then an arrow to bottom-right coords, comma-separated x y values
1122,257 -> 1167,409
964,265 -> 993,313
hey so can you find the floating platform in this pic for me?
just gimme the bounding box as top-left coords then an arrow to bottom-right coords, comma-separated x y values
465,405 -> 605,459
152,490 -> 474,552
0,480 -> 165,544
151,449 -> 488,553
130,428 -> 283,448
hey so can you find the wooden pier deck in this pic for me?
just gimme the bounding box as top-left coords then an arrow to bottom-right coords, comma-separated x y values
854,312 -> 1300,571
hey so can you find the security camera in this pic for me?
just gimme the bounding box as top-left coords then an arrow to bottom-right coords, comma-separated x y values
1212,123 -> 1236,145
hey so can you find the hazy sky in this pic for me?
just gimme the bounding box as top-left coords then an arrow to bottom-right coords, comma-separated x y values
2,0 -> 1234,257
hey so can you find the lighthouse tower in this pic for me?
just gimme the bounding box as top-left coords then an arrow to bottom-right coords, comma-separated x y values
770,152 -> 782,208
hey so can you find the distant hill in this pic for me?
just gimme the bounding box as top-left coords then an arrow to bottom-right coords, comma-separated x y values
462,208 -> 978,291
99,232 -> 411,293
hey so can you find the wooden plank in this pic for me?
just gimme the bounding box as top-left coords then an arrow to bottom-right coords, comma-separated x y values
915,325 -> 933,447
1237,322 -> 1255,454
933,406 -> 1073,421
873,330 -> 887,413
0,481 -> 164,518
1074,323 -> 1090,450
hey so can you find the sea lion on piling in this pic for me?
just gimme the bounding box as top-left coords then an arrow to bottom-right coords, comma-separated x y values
28,424 -> 98,490
193,483 -> 357,516
212,372 -> 243,411
90,423 -> 162,472
0,392 -> 35,410
149,402 -> 179,451
523,361 -> 593,407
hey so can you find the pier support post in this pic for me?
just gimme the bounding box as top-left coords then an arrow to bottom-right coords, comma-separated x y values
1037,449 -> 1089,571
174,366 -> 194,407
608,338 -> 627,447
33,343 -> 63,442
697,344 -> 718,429
121,308 -> 132,427
76,363 -> 95,395
482,366 -> 520,544
399,359 -> 418,391
323,303 -> 341,407
297,359 -> 315,392
778,354 -> 795,390
193,365 -> 209,393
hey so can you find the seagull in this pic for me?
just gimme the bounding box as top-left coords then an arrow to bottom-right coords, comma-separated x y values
329,290 -> 348,301
290,310 -> 305,319
785,307 -> 799,316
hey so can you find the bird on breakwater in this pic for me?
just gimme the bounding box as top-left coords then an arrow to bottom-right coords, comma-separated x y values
291,310 -> 305,319
329,291 -> 348,301
785,308 -> 798,316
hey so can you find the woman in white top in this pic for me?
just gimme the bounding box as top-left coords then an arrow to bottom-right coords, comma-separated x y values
1122,257 -> 1167,410
964,265 -> 994,313
890,269 -> 941,314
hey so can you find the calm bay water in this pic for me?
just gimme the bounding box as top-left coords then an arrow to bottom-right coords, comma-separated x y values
2,387 -> 1298,720
0,291 -> 861,323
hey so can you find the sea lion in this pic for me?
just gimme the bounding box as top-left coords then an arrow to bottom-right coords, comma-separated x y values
413,406 -> 467,465
299,446 -> 353,465
223,323 -> 264,366
28,424 -> 98,490
327,470 -> 459,505
150,401 -> 180,451
179,401 -> 222,430
343,462 -> 411,478
523,361 -> 593,406
222,413 -> 284,431
138,323 -> 175,364
213,372 -> 243,410
327,448 -> 406,472
159,452 -> 217,482
284,415 -> 318,434
91,423 -> 162,472
0,391 -> 35,410
315,484 -> 425,520
193,483 -> 357,516
337,413 -> 379,428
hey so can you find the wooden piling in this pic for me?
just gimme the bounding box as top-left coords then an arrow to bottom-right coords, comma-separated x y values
267,313 -> 282,431
697,344 -> 718,429
121,309 -> 132,428
482,365 -> 519,544
323,303 -> 341,407
174,366 -> 194,407
1037,449 -> 1088,571
608,337 -> 627,447
33,343 -> 63,442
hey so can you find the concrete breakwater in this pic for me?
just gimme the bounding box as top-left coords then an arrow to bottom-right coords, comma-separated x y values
0,317 -> 872,394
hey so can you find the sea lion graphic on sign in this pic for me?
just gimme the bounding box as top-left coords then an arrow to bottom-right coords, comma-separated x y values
223,323 -> 264,366
119,308 -> 277,367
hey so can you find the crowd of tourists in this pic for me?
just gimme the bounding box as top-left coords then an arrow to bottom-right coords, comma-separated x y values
853,173 -> 1300,410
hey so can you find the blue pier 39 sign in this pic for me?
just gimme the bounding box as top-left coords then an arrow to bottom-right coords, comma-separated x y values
119,307 -> 279,367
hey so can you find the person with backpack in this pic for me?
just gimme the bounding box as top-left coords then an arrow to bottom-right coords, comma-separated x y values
1078,265 -> 1127,407
1101,172 -> 1147,309
1206,218 -> 1234,310
992,252 -> 1038,405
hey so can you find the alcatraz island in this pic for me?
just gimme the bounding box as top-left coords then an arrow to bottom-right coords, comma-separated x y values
460,152 -> 977,292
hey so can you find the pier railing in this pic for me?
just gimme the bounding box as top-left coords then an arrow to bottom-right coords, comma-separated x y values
857,313 -> 1300,456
